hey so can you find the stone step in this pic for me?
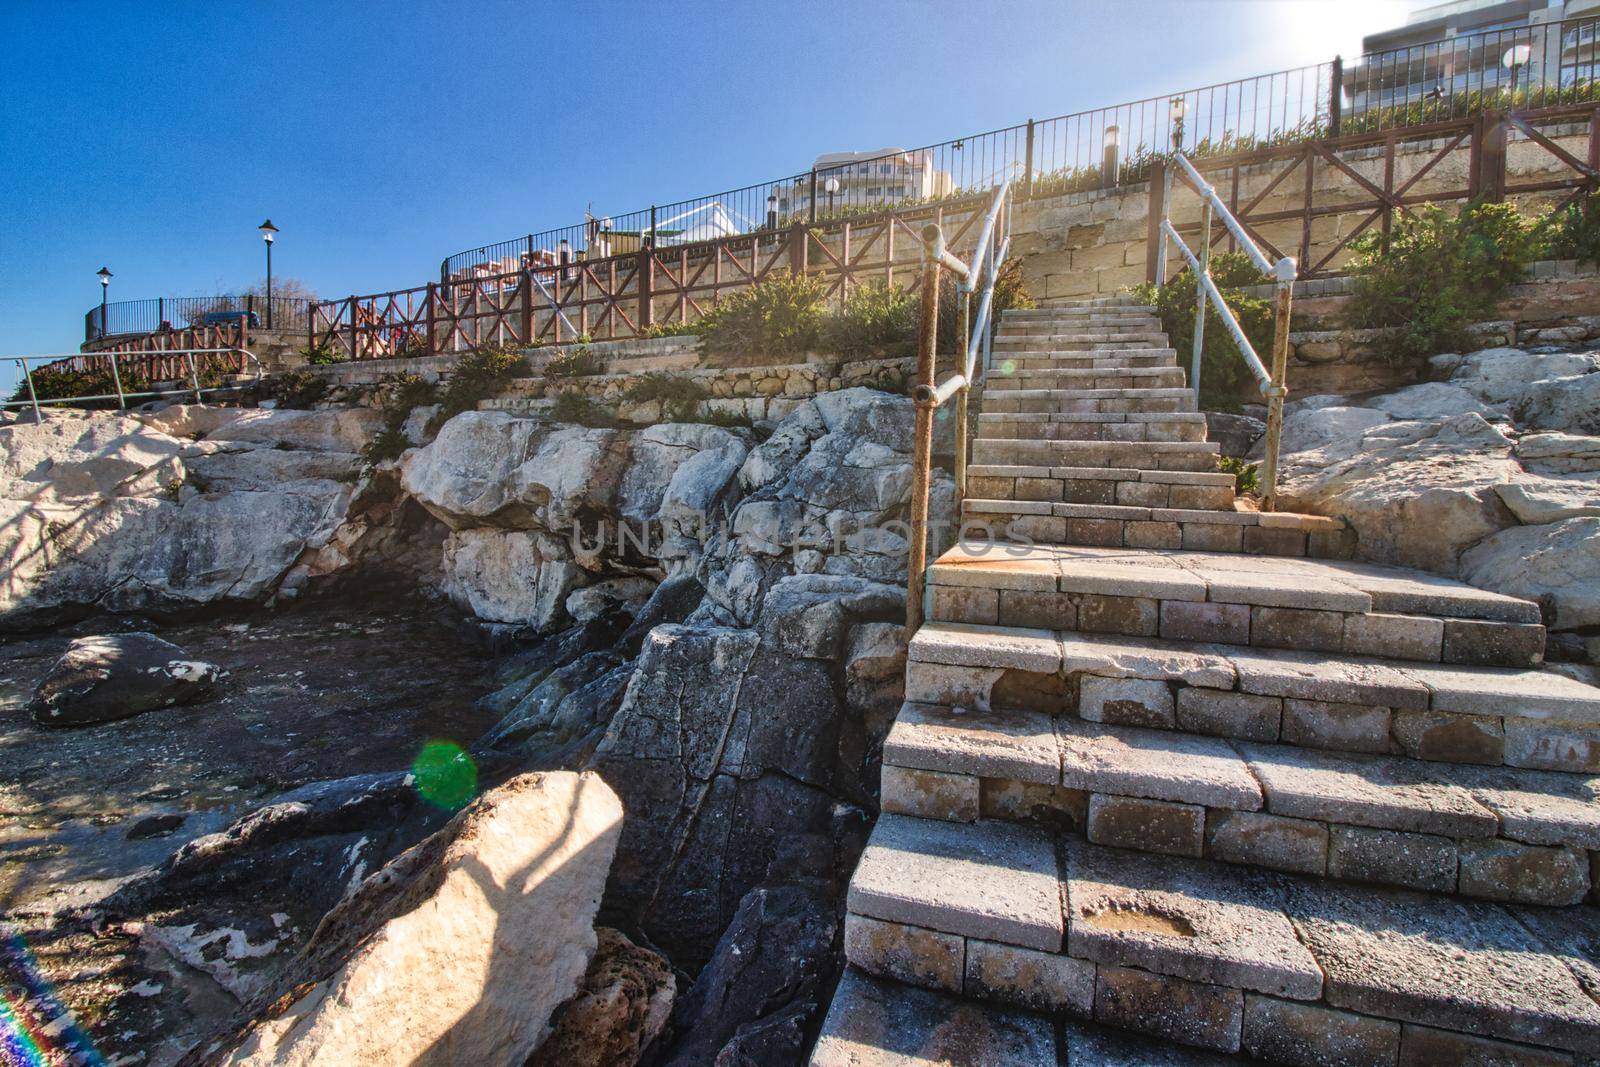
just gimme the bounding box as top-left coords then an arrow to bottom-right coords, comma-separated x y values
1024,299 -> 1157,313
813,969 -> 1246,1066
982,389 -> 1195,415
971,439 -> 1219,472
844,813 -> 1600,1059
980,367 -> 1191,393
960,499 -> 1349,558
998,319 -> 1162,336
993,334 -> 1171,350
925,544 -> 1544,666
882,702 -> 1599,904
988,348 -> 1180,368
968,464 -> 1236,510
905,621 -> 1600,772
976,412 -> 1208,444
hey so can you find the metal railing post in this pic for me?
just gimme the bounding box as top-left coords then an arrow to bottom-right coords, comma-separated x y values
1023,119 -> 1036,197
1329,55 -> 1344,137
1145,159 -> 1168,284
425,283 -> 438,354
348,297 -> 359,360
1191,201 -> 1213,392
1155,161 -> 1174,288
108,353 -> 127,410
906,225 -> 944,632
184,351 -> 204,404
19,361 -> 41,422
1260,261 -> 1296,512
808,170 -> 819,224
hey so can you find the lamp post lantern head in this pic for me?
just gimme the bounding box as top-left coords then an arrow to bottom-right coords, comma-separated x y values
1169,96 -> 1188,150
823,176 -> 841,195
1103,125 -> 1121,150
258,219 -> 278,244
1502,43 -> 1532,70
97,266 -> 113,289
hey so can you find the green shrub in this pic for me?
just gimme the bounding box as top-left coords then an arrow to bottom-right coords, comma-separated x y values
1129,251 -> 1273,412
265,369 -> 330,409
302,343 -> 347,365
549,390 -> 626,428
1344,201 -> 1543,365
639,319 -> 700,339
543,344 -> 606,379
1543,193 -> 1600,265
624,372 -> 709,421
1218,456 -> 1260,497
694,273 -> 828,356
823,281 -> 919,356
361,373 -> 438,467
431,345 -> 530,429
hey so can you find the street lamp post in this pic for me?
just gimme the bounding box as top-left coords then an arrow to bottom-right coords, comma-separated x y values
824,176 -> 840,217
766,193 -> 779,230
258,219 -> 278,328
1169,96 -> 1188,153
1502,44 -> 1532,109
1102,125 -> 1122,188
96,267 -> 112,338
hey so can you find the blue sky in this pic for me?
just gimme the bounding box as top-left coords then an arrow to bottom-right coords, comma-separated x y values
0,0 -> 1407,370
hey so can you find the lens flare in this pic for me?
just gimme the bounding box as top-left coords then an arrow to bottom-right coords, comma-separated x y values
1,923 -> 105,1066
999,358 -> 1016,376
412,740 -> 477,810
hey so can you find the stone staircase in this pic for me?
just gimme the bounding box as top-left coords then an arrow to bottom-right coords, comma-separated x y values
813,298 -> 1600,1065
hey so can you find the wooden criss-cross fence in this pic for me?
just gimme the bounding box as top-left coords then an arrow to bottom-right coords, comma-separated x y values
309,196 -> 998,360
1152,102 -> 1600,280
63,322 -> 251,381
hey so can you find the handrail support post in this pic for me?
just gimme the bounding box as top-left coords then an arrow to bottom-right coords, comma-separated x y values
1191,201 -> 1213,394
906,226 -> 944,632
954,290 -> 971,503
1261,270 -> 1295,511
108,352 -> 127,410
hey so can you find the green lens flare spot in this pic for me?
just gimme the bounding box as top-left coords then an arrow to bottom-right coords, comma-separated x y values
1000,359 -> 1017,375
412,741 -> 477,811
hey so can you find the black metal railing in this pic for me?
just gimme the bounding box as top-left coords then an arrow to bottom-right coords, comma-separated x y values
439,14 -> 1600,284
84,295 -> 313,343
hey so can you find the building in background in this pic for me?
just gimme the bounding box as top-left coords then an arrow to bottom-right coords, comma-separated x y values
1345,0 -> 1600,113
777,149 -> 955,220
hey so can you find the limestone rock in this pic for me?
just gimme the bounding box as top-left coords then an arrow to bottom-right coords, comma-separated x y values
1447,347 -> 1600,407
1517,433 -> 1600,474
1257,406 -> 1390,460
29,632 -> 221,727
566,577 -> 658,622
1278,414 -> 1521,572
757,573 -> 904,660
512,424 -> 628,530
439,528 -> 585,629
1361,381 -> 1496,420
618,423 -> 748,525
528,928 -> 674,1067
1516,370 -> 1600,435
190,771 -> 623,1067
193,408 -> 386,454
1494,476 -> 1600,524
400,411 -> 545,527
1460,518 -> 1600,630
1206,413 -> 1265,458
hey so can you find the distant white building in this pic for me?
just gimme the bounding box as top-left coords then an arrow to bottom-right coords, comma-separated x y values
776,148 -> 955,219
1345,0 -> 1600,113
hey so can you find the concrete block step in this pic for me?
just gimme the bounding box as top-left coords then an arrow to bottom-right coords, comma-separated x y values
976,412 -> 1208,444
813,968 -> 1264,1066
994,336 -> 1171,350
1023,299 -> 1156,313
998,320 -> 1162,336
988,349 -> 1180,369
968,464 -> 1236,510
979,368 -> 1191,393
960,499 -> 1349,558
984,373 -> 1191,393
983,390 -> 1194,415
971,439 -> 1218,472
905,620 -> 1600,771
882,702 -> 1599,904
926,543 -> 1543,667
844,813 -> 1600,1058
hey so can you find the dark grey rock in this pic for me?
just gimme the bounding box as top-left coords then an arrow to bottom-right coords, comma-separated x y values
29,632 -> 221,727
1207,413 -> 1266,458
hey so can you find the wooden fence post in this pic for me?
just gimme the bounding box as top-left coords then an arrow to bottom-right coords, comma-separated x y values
789,222 -> 809,275
637,247 -> 654,331
522,269 -> 535,345
425,284 -> 438,354
1329,56 -> 1344,137
1480,110 -> 1509,202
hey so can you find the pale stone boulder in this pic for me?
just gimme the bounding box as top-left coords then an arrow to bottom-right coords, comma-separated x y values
1494,476 -> 1600,524
1277,414 -> 1521,573
440,528 -> 586,629
1257,406 -> 1390,460
617,423 -> 748,525
566,576 -> 658,622
192,407 -> 387,453
1517,433 -> 1600,475
1447,347 -> 1600,407
401,411 -> 544,527
512,424 -> 628,529
0,412 -> 185,502
1362,381 -> 1497,421
1516,370 -> 1600,435
198,771 -> 623,1067
1460,518 -> 1600,630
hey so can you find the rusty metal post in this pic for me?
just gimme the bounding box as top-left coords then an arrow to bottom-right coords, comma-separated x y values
954,289 -> 971,502
347,297 -> 358,360
1480,110 -> 1509,202
1260,265 -> 1295,512
906,224 -> 943,631
789,221 -> 809,275
1191,201 -> 1212,392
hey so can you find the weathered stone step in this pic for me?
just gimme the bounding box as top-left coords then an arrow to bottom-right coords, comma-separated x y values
906,621 -> 1600,771
971,439 -> 1219,473
980,368 -> 1192,394
960,499 -> 1348,558
988,349 -> 1180,369
813,969 -> 1248,1066
998,320 -> 1162,336
1024,300 -> 1157,313
968,465 -> 1235,509
927,544 -> 1545,666
845,814 -> 1600,1059
976,411 -> 1208,444
882,703 -> 1599,904
982,388 -> 1194,415
994,334 -> 1171,350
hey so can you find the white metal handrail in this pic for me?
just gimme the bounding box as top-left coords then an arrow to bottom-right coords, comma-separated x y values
3,347 -> 263,421
903,168 -> 1018,628
1155,150 -> 1297,510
